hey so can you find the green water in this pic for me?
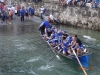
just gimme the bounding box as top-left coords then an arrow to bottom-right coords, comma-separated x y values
0,23 -> 100,75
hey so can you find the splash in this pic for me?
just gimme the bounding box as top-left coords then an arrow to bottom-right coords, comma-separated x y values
17,47 -> 26,50
28,70 -> 36,75
38,64 -> 54,70
56,55 -> 60,59
12,40 -> 21,42
19,70 -> 25,73
15,44 -> 23,47
83,35 -> 96,41
26,57 -> 40,62
97,44 -> 100,47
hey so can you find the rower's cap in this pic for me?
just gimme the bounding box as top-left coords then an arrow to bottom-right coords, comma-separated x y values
60,28 -> 63,31
64,30 -> 67,33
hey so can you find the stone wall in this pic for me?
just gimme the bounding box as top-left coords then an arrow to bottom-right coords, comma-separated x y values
13,1 -> 100,31
33,3 -> 100,31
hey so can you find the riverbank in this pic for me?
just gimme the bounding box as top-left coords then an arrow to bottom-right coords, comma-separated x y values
1,1 -> 100,31
35,3 -> 100,31
0,15 -> 42,26
30,2 -> 100,31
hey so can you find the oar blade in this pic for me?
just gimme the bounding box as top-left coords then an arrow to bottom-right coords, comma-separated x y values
56,55 -> 60,59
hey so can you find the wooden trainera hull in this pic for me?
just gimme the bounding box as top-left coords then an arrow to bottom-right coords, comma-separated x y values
47,42 -> 91,69
57,50 -> 90,69
39,21 -> 90,69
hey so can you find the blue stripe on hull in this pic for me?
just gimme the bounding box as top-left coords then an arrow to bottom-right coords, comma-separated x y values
72,54 -> 90,69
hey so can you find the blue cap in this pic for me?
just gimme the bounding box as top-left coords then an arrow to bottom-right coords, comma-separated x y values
64,30 -> 67,33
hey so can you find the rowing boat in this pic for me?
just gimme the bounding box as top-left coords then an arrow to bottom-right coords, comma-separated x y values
46,40 -> 91,69
39,19 -> 91,69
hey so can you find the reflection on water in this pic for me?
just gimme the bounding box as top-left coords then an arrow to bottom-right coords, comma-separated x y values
0,24 -> 36,36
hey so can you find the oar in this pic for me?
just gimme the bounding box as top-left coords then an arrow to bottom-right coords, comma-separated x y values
71,48 -> 88,75
41,48 -> 52,56
47,54 -> 56,63
48,42 -> 60,59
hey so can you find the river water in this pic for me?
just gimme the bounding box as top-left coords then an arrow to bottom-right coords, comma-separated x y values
0,21 -> 100,75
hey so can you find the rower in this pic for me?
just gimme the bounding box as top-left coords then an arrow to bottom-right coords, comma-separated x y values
73,35 -> 84,55
39,22 -> 45,36
50,37 -> 59,47
62,38 -> 71,55
45,28 -> 52,38
39,17 -> 51,36
44,20 -> 51,28
57,29 -> 63,43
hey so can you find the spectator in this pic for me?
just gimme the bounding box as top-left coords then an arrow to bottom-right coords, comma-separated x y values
10,9 -> 14,20
58,0 -> 61,5
1,10 -> 5,23
72,0 -> 77,6
66,0 -> 72,5
61,0 -> 66,6
20,7 -> 25,22
5,9 -> 9,23
29,6 -> 35,20
15,8 -> 17,15
25,8 -> 29,20
92,0 -> 100,8
0,8 -> 1,19
40,6 -> 45,19
17,5 -> 21,16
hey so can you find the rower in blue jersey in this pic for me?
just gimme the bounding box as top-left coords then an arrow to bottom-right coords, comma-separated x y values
57,29 -> 63,37
51,25 -> 58,33
68,35 -> 73,44
39,18 -> 51,36
57,29 -> 63,43
50,30 -> 56,39
73,35 -> 84,55
61,35 -> 71,55
50,37 -> 58,47
45,28 -> 52,38
44,20 -> 51,28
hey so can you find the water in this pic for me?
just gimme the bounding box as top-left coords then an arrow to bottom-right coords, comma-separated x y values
0,22 -> 100,75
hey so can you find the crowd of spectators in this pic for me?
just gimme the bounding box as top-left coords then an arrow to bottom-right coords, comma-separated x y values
0,2 -> 16,24
0,1 -> 35,24
58,0 -> 100,8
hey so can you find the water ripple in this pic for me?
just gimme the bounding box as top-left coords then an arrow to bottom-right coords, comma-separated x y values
17,47 -> 26,50
83,35 -> 96,41
28,70 -> 37,75
26,57 -> 40,62
37,64 -> 54,71
15,44 -> 23,47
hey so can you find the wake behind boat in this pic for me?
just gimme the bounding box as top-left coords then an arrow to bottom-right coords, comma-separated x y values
38,15 -> 91,73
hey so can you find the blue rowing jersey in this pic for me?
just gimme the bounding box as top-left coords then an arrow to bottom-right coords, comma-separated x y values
20,9 -> 25,16
51,33 -> 56,39
58,32 -> 63,37
68,36 -> 73,43
52,38 -> 58,44
64,41 -> 70,47
44,21 -> 50,28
